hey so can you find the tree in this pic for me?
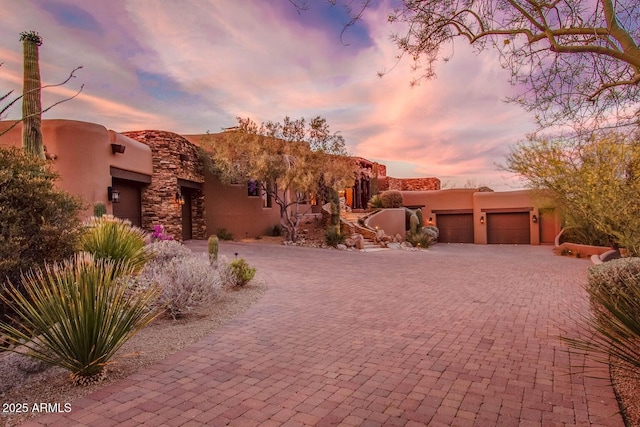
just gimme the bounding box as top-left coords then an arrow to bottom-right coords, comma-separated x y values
0,33 -> 83,152
336,0 -> 640,131
504,132 -> 640,255
0,146 -> 83,321
200,116 -> 356,242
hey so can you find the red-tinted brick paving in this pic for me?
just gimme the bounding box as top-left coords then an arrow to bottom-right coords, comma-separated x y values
17,243 -> 622,426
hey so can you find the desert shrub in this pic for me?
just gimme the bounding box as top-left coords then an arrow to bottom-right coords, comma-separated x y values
563,258 -> 640,373
228,258 -> 256,287
380,190 -> 403,208
325,227 -> 345,247
137,253 -> 223,319
587,258 -> 640,321
406,231 -> 430,248
0,254 -> 160,385
145,240 -> 192,264
0,147 -> 82,303
367,194 -> 384,209
79,216 -> 150,273
216,228 -> 234,241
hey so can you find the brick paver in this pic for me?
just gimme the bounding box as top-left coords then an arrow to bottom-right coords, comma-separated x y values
14,243 -> 622,426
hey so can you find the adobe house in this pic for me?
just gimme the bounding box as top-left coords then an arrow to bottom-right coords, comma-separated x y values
0,119 -> 153,223
1,119 -> 560,245
0,120 -> 283,240
401,188 -> 561,245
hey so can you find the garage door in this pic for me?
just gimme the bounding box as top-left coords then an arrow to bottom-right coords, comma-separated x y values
112,178 -> 142,227
487,212 -> 530,244
437,214 -> 474,243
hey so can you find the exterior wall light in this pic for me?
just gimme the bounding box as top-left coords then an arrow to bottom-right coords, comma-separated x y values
111,143 -> 126,154
428,216 -> 434,225
532,214 -> 538,223
480,215 -> 485,224
175,192 -> 185,206
108,186 -> 120,203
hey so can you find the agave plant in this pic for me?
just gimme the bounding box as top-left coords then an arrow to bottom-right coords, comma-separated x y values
0,253 -> 160,385
79,215 -> 150,272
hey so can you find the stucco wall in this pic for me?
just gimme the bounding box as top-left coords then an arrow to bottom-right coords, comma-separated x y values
184,133 -> 287,239
202,171 -> 282,240
0,119 -> 152,219
397,188 -> 560,245
365,208 -> 406,239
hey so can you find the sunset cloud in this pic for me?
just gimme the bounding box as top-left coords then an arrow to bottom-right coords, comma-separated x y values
0,0 -> 537,189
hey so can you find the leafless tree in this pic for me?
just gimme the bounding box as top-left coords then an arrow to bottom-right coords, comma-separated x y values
330,0 -> 640,132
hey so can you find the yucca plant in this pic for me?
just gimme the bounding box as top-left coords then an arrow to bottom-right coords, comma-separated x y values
0,253 -> 160,385
562,259 -> 640,374
79,215 -> 150,272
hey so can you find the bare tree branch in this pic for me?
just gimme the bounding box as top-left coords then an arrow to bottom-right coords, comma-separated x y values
0,65 -> 84,138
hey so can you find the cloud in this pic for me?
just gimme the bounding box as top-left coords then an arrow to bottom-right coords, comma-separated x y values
0,0 -> 537,189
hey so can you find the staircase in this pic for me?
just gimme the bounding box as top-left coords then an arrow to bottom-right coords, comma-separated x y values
341,211 -> 387,251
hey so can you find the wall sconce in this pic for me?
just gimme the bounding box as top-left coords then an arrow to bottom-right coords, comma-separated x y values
532,214 -> 538,223
175,192 -> 185,206
480,215 -> 485,224
428,216 -> 434,225
111,143 -> 126,154
108,186 -> 120,203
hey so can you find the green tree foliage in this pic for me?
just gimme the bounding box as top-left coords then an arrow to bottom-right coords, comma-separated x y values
333,0 -> 640,131
0,147 -> 82,311
505,133 -> 640,254
200,116 -> 357,242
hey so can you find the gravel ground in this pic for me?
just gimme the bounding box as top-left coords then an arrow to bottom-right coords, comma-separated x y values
611,362 -> 640,426
0,279 -> 266,427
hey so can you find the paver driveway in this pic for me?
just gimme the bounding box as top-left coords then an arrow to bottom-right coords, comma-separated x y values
21,243 -> 622,426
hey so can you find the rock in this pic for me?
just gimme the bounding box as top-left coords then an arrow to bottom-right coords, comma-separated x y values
336,244 -> 348,250
401,241 -> 414,249
387,242 -> 401,249
344,238 -> 355,248
394,233 -> 403,243
355,238 -> 365,250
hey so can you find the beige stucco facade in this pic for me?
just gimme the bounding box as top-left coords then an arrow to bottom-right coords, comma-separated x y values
400,188 -> 561,245
0,120 -> 152,219
1,119 -> 561,244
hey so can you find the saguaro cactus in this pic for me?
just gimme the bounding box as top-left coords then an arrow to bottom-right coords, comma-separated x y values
20,31 -> 44,159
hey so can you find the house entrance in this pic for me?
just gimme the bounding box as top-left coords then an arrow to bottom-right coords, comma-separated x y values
181,188 -> 193,241
112,178 -> 142,227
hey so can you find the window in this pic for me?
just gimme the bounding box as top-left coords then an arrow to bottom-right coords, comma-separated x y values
247,180 -> 259,197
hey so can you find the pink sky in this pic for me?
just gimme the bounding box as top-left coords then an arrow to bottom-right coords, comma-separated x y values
0,1 -> 537,189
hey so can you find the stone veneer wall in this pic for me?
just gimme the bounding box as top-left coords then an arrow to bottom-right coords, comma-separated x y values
122,130 -> 206,241
379,177 -> 441,192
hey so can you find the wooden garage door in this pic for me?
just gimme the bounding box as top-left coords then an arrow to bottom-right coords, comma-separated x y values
437,214 -> 474,243
112,178 -> 142,227
487,212 -> 530,244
